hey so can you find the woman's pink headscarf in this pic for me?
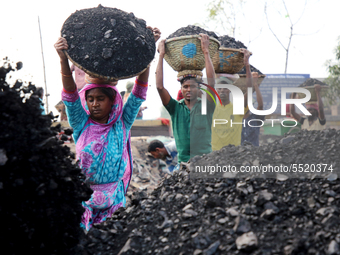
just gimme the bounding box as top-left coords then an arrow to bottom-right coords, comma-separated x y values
78,83 -> 122,124
79,74 -> 122,123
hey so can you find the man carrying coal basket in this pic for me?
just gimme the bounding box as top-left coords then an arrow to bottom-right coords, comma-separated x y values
155,34 -> 216,169
54,27 -> 161,231
211,48 -> 253,150
241,71 -> 264,147
290,84 -> 326,131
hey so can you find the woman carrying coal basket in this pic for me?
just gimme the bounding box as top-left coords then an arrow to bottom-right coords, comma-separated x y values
54,27 -> 160,231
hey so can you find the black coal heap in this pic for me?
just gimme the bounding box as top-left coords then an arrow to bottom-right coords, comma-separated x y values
82,130 -> 340,255
0,58 -> 92,254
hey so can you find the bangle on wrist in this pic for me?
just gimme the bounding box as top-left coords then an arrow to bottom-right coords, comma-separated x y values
60,71 -> 72,77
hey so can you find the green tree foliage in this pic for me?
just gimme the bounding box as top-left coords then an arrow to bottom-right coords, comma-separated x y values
203,0 -> 264,48
206,0 -> 247,37
325,37 -> 340,105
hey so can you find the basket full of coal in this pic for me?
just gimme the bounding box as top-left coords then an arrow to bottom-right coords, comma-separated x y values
164,25 -> 220,79
61,5 -> 156,81
297,78 -> 329,102
213,35 -> 249,74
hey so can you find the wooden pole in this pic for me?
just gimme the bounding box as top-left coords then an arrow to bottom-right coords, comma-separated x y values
38,16 -> 49,113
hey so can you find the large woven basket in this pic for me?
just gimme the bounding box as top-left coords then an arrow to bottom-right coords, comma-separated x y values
297,85 -> 329,103
164,35 -> 220,74
64,51 -> 150,82
232,74 -> 266,93
213,47 -> 249,74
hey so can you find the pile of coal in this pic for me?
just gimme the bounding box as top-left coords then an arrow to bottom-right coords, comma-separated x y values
61,5 -> 155,79
218,35 -> 247,49
0,59 -> 92,254
167,25 -> 218,39
238,64 -> 264,75
81,129 -> 339,255
299,78 -> 328,87
56,125 -> 74,142
191,129 -> 339,180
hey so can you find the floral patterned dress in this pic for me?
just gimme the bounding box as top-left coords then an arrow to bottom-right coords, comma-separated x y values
62,79 -> 147,231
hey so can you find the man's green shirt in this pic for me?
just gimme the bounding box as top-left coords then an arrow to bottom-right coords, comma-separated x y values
165,97 -> 215,163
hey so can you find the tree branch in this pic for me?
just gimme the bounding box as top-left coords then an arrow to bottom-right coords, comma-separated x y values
264,3 -> 287,51
293,0 -> 308,26
282,0 -> 293,25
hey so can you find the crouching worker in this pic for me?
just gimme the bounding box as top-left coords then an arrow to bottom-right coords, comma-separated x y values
148,140 -> 178,173
54,27 -> 160,231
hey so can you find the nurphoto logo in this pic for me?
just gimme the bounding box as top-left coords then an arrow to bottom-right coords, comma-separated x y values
200,83 -> 312,116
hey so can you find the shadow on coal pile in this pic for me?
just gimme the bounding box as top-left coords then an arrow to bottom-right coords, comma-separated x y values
0,58 -> 92,255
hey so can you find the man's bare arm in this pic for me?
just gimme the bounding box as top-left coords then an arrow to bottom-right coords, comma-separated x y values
156,39 -> 171,106
241,49 -> 253,108
199,33 -> 215,103
252,73 -> 263,110
290,93 -> 302,122
315,84 -> 325,120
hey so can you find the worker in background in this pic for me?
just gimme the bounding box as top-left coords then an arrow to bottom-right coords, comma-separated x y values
290,84 -> 326,130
